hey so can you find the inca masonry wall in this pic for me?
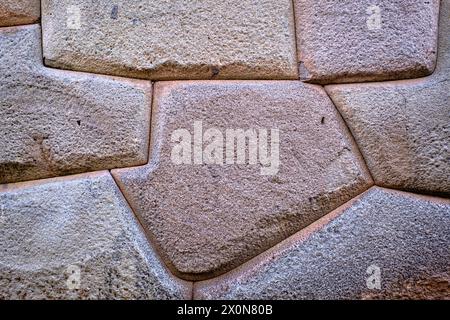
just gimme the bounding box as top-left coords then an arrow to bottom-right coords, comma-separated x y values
0,0 -> 448,299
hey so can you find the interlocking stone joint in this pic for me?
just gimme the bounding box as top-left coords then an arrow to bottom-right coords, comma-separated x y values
112,80 -> 373,281
325,0 -> 450,196
0,25 -> 152,184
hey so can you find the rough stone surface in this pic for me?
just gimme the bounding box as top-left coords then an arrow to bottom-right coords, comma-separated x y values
0,0 -> 40,27
294,0 -> 440,84
195,187 -> 450,300
326,0 -> 450,196
112,81 -> 373,280
41,0 -> 298,80
0,25 -> 152,184
0,171 -> 192,299
0,0 -> 448,301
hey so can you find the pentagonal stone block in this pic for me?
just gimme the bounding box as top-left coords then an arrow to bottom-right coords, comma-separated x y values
0,0 -> 40,27
326,0 -> 450,196
41,0 -> 298,80
195,187 -> 450,299
294,0 -> 440,84
112,81 -> 373,280
0,25 -> 151,184
0,171 -> 191,299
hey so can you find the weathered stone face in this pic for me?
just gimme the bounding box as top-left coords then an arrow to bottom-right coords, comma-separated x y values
195,187 -> 450,300
41,0 -> 298,80
0,0 -> 40,27
0,172 -> 191,299
325,0 -> 450,196
294,0 -> 440,84
0,0 -> 448,301
112,81 -> 373,280
0,25 -> 151,184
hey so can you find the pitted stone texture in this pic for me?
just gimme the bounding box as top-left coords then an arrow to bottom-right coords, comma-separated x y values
42,0 -> 297,80
112,81 -> 373,280
195,187 -> 450,300
294,0 -> 439,84
0,172 -> 191,300
0,0 -> 40,27
0,25 -> 151,184
326,0 -> 450,196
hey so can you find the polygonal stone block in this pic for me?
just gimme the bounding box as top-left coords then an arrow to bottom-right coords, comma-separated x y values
41,0 -> 298,80
294,0 -> 440,84
326,0 -> 450,196
0,172 -> 191,299
195,187 -> 450,299
112,81 -> 373,280
0,25 -> 151,184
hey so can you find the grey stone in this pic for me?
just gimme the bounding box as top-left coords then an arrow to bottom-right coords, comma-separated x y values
195,187 -> 450,299
0,0 -> 40,27
112,81 -> 373,280
41,0 -> 298,80
326,0 -> 450,196
0,25 -> 152,184
295,0 -> 440,84
0,171 -> 191,299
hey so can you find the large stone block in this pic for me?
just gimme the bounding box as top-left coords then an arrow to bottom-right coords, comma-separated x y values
326,0 -> 450,196
195,187 -> 450,299
0,25 -> 151,184
41,0 -> 298,80
0,171 -> 191,299
112,81 -> 373,280
294,0 -> 440,84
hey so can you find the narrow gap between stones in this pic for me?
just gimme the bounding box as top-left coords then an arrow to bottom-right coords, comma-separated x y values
290,0 -> 301,78
323,87 -> 376,184
190,184 -> 449,298
108,170 -> 194,296
187,185 -> 377,283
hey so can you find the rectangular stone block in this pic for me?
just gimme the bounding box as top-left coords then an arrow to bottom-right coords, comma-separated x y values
294,0 -> 440,84
42,0 -> 298,80
0,25 -> 152,184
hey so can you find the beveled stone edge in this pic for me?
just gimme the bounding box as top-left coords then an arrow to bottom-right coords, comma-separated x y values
193,185 -> 450,299
0,169 -> 194,299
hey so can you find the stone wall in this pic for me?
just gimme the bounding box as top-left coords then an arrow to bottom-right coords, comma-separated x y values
0,0 -> 448,299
